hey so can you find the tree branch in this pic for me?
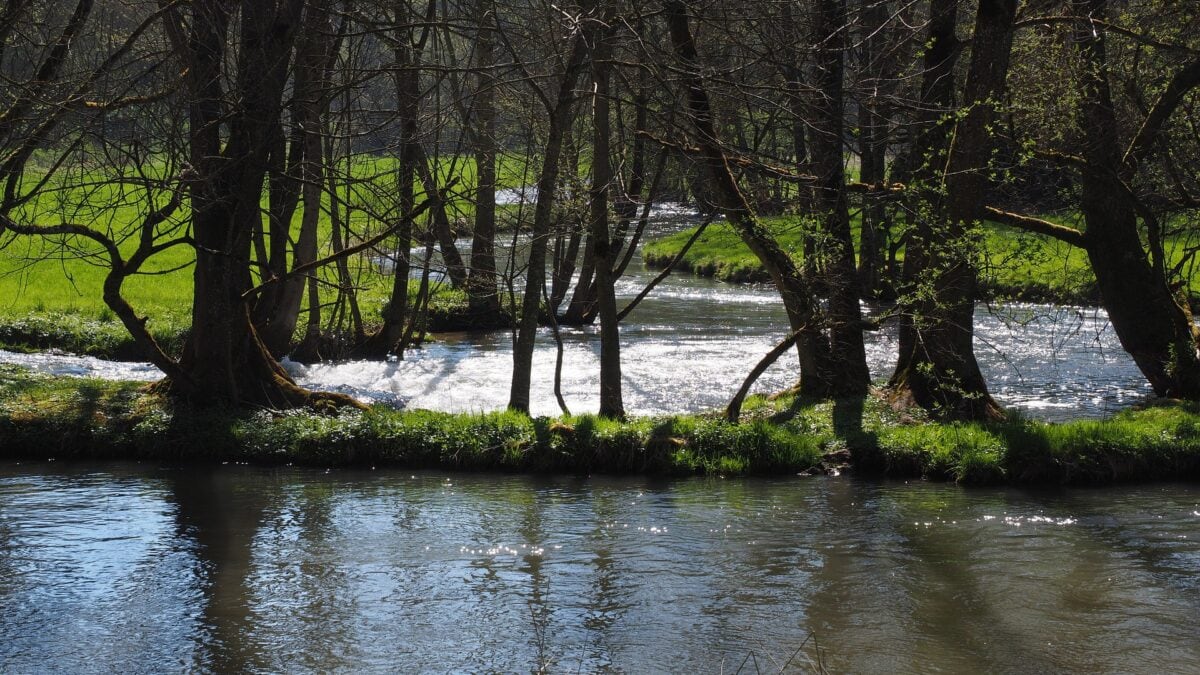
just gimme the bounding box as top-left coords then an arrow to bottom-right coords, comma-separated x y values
983,206 -> 1087,248
1123,56 -> 1200,174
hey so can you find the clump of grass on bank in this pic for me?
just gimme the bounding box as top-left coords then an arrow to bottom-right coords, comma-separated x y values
643,220 -> 776,283
0,311 -> 190,360
3,366 -> 1199,484
843,400 -> 1200,484
0,366 -> 824,476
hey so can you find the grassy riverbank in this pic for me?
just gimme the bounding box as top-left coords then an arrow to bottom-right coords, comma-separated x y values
641,216 -> 1171,305
0,152 -> 539,358
0,286 -> 487,360
3,365 -> 1198,485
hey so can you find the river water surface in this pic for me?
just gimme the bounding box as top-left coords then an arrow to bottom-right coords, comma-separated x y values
1,462 -> 1197,673
0,210 -> 1153,420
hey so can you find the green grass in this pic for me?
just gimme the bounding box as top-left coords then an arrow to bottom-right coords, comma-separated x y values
3,364 -> 1198,484
0,365 -> 824,476
642,213 -> 1200,305
0,152 -> 539,355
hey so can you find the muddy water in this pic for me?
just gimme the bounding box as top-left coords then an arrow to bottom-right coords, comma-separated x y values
0,463 -> 1196,673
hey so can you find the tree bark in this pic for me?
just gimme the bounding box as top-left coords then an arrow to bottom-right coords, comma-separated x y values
1071,0 -> 1200,398
663,0 -> 834,397
169,0 -> 356,408
588,14 -> 624,418
810,0 -> 870,398
889,0 -> 1008,421
467,0 -> 501,317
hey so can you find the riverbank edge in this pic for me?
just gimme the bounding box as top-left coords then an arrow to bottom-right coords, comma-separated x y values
0,298 -> 512,363
4,367 -> 1200,485
641,239 -> 1104,306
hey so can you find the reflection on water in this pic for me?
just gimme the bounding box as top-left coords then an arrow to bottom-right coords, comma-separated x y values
0,463 -> 1197,673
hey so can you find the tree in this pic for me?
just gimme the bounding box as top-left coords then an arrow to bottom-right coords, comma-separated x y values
159,0 -> 360,407
587,4 -> 624,418
888,0 -> 1016,421
507,1 -> 593,414
1068,0 -> 1200,398
661,0 -> 836,398
808,0 -> 870,397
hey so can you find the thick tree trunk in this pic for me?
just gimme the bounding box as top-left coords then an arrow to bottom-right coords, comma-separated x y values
1072,0 -> 1200,398
889,0 -> 1007,421
560,227 -> 598,324
810,0 -> 869,398
169,0 -> 352,408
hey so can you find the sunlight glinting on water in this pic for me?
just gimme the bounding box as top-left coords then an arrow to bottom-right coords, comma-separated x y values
0,207 -> 1156,420
2,466 -> 1198,672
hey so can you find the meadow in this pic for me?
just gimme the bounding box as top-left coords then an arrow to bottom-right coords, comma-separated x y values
642,213 -> 1200,305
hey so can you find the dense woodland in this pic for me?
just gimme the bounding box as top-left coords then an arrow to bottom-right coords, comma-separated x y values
0,0 -> 1198,422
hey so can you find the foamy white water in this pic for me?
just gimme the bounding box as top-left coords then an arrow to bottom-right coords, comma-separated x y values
0,206 -> 1154,420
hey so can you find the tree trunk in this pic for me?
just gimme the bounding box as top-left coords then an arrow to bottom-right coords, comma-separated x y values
467,0 -> 501,318
856,0 -> 892,298
508,26 -> 591,414
889,0 -> 1012,421
589,15 -> 624,418
663,0 -> 834,397
1072,0 -> 1200,398
169,0 -> 355,408
359,8 -> 421,357
413,141 -> 468,290
255,0 -> 337,356
809,0 -> 869,398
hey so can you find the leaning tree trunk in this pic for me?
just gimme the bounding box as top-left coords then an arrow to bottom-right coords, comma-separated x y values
1071,0 -> 1200,398
663,0 -> 834,397
508,27 -> 591,414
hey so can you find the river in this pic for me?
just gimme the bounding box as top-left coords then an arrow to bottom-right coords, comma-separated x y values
0,206 -> 1154,421
0,208 -> 1192,673
0,462 -> 1196,673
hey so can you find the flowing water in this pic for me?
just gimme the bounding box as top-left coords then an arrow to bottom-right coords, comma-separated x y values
0,210 -> 1152,421
0,205 -> 1189,672
0,462 -> 1196,673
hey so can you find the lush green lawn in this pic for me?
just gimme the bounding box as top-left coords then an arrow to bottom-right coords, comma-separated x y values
0,152 -> 536,353
642,213 -> 1197,304
2,363 -> 1198,484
